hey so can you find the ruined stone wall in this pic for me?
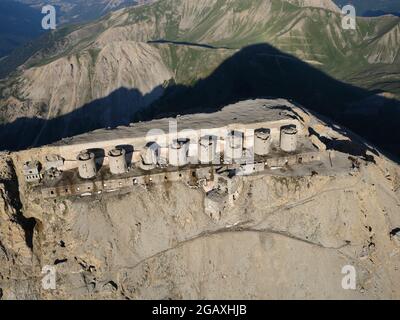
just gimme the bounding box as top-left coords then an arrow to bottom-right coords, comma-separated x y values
12,119 -> 303,175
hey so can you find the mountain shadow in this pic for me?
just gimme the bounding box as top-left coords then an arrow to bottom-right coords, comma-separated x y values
0,0 -> 45,58
138,43 -> 400,160
363,10 -> 400,17
0,85 -> 164,150
141,43 -> 371,118
147,39 -> 230,49
0,43 -> 399,162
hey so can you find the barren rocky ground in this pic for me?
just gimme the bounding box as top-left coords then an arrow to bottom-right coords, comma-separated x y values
1,124 -> 400,299
0,0 -> 399,300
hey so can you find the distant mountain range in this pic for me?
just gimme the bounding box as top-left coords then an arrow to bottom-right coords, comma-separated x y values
13,0 -> 150,24
2,0 -> 398,58
0,0 -> 399,156
0,0 -> 151,58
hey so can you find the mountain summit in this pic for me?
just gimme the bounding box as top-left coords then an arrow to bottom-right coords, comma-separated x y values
1,97 -> 400,299
0,0 -> 399,156
0,0 -> 399,301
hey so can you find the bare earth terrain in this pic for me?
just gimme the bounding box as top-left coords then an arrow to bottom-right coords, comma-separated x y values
0,99 -> 399,299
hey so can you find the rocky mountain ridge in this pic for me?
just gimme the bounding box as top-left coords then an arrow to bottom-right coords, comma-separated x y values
0,0 -> 399,155
0,98 -> 400,299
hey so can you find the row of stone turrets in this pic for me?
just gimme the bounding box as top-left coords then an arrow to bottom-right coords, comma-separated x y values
76,125 -> 298,179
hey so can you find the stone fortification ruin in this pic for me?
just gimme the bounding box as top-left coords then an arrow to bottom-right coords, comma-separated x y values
2,98 -> 400,299
10,98 -> 362,219
9,100 -> 360,204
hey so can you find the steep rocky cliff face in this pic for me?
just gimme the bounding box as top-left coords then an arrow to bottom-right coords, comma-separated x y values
0,154 -> 38,299
9,42 -> 173,121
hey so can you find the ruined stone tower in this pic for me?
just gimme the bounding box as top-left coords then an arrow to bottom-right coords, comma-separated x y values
169,138 -> 190,167
77,150 -> 97,179
280,125 -> 298,152
225,130 -> 244,163
254,128 -> 271,156
199,135 -> 218,164
108,147 -> 128,175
